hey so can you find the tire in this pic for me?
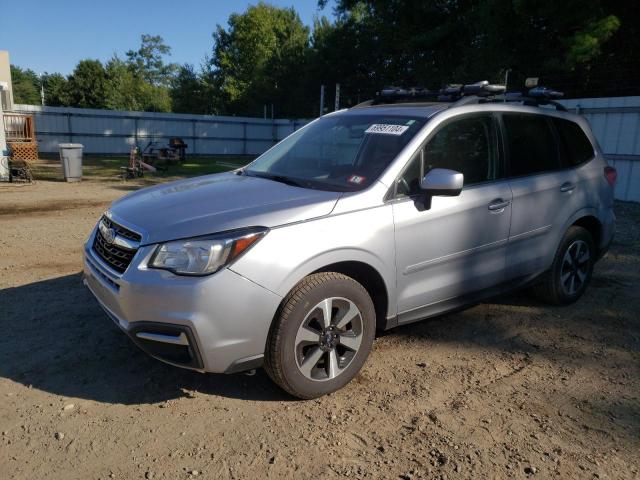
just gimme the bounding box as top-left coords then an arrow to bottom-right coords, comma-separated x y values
532,226 -> 596,305
264,272 -> 376,399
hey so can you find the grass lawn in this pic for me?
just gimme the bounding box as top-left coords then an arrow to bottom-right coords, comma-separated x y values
31,154 -> 255,182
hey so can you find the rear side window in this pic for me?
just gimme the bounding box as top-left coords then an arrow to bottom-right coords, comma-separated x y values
552,118 -> 595,167
503,114 -> 559,177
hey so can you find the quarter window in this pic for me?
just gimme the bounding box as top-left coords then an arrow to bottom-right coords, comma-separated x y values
396,115 -> 498,197
503,114 -> 560,176
552,118 -> 595,167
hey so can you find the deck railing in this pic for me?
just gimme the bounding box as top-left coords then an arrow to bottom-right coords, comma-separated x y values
3,113 -> 35,142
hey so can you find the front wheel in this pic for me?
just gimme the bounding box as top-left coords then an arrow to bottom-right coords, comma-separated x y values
264,272 -> 376,399
533,226 -> 595,305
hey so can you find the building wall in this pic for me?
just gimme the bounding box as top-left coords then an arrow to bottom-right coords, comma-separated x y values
0,51 -> 14,110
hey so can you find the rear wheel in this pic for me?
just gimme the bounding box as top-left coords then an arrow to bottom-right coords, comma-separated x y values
264,272 -> 376,399
533,226 -> 595,305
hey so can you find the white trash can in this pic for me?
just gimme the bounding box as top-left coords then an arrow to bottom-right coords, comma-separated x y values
58,143 -> 84,182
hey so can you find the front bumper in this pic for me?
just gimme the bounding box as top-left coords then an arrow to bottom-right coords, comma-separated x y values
83,228 -> 283,373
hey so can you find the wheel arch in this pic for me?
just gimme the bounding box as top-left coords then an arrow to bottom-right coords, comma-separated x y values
311,261 -> 390,331
571,215 -> 602,248
269,256 -> 394,334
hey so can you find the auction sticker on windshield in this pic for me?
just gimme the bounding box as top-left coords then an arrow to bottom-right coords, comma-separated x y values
365,124 -> 409,135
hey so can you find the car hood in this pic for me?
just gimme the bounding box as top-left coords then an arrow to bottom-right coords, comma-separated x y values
109,172 -> 341,244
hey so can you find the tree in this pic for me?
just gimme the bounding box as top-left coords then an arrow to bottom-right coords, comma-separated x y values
126,34 -> 177,87
10,65 -> 41,105
171,64 -> 217,114
42,73 -> 70,106
104,56 -> 141,111
211,2 -> 310,117
66,59 -> 108,109
321,0 -> 623,95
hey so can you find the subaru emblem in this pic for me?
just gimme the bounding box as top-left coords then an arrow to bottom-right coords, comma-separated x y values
103,228 -> 116,244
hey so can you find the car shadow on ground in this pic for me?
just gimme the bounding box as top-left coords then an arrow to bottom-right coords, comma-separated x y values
1,256 -> 638,411
0,273 -> 291,404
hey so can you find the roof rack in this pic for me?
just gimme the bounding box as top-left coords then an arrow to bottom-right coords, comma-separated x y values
453,88 -> 567,111
355,79 -> 566,111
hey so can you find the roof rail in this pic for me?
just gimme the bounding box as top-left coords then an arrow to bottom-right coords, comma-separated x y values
362,81 -> 507,106
353,80 -> 566,111
452,89 -> 567,111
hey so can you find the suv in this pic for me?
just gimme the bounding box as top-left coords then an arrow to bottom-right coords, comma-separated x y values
84,87 -> 616,399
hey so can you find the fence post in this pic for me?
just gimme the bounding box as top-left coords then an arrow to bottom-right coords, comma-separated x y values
242,122 -> 247,155
66,112 -> 72,143
191,119 -> 197,155
272,119 -> 277,145
0,102 -> 8,181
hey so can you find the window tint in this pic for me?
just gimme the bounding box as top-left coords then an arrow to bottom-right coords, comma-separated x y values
503,114 -> 559,176
396,115 -> 497,197
553,118 -> 594,167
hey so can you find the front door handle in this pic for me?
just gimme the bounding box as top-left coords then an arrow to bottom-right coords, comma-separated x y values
560,182 -> 576,193
488,199 -> 511,211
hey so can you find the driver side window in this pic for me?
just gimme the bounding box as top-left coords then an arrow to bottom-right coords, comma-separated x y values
396,114 -> 498,197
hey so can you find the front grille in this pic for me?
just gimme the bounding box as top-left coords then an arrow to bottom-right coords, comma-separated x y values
92,217 -> 140,273
100,215 -> 142,242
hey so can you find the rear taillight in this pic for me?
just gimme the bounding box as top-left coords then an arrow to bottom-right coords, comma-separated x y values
604,166 -> 617,187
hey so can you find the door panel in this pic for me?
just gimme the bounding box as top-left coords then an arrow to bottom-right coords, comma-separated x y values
502,113 -> 586,278
393,182 -> 512,322
507,170 -> 582,278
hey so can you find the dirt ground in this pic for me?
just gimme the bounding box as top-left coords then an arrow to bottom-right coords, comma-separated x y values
1,177 -> 639,480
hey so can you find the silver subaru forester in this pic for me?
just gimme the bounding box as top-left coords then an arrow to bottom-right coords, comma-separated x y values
84,91 -> 616,398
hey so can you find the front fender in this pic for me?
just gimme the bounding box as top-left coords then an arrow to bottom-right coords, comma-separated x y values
229,206 -> 397,318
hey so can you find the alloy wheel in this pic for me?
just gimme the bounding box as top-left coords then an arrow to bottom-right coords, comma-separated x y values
294,297 -> 363,381
560,239 -> 590,296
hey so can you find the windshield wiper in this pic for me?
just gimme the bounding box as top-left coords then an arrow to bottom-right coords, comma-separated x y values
245,172 -> 307,188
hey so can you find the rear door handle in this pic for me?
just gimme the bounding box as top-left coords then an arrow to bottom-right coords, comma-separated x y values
488,199 -> 511,211
560,182 -> 576,192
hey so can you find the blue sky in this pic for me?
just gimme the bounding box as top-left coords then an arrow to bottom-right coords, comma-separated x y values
0,0 -> 335,75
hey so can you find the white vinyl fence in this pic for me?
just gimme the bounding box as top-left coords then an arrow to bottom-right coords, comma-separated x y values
13,104 -> 309,157
13,97 -> 640,202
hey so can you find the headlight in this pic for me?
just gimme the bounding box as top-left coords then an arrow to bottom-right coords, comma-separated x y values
149,227 -> 268,276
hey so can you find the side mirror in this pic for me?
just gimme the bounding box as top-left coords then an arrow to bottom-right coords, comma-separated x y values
419,168 -> 463,209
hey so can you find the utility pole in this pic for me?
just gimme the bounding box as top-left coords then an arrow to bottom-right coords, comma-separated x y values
40,73 -> 45,106
319,85 -> 325,117
334,83 -> 340,111
0,83 -> 9,181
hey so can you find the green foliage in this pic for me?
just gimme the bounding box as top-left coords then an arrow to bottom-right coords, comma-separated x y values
126,34 -> 177,87
103,56 -> 172,112
566,15 -> 621,68
10,65 -> 41,105
323,0 -> 625,95
66,59 -> 108,109
211,1 -> 310,117
104,56 -> 141,111
42,73 -> 69,106
171,64 -> 217,114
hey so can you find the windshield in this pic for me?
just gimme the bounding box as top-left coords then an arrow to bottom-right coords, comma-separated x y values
244,114 -> 427,191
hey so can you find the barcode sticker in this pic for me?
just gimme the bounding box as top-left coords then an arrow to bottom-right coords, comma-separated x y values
365,124 -> 410,135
